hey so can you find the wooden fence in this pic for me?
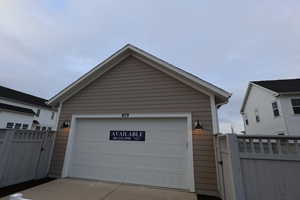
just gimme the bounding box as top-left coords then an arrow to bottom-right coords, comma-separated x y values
0,129 -> 56,187
215,134 -> 300,200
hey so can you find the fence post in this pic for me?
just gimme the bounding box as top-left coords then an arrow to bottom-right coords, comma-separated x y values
214,134 -> 224,199
46,131 -> 57,176
227,134 -> 246,200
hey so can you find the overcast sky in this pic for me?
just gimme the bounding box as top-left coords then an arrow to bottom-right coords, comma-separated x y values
1,0 -> 300,133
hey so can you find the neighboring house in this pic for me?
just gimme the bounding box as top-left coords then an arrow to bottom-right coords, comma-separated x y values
241,79 -> 300,135
47,44 -> 231,195
0,85 -> 57,131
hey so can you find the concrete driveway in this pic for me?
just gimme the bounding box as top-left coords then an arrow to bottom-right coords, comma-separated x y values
1,179 -> 197,200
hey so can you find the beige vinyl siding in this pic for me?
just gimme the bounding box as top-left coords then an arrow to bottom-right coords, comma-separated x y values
49,55 -> 216,194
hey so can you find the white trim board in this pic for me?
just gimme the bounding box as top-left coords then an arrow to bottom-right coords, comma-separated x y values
210,95 -> 219,133
61,113 -> 195,192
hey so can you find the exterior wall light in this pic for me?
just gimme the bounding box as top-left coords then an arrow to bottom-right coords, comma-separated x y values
61,120 -> 71,128
193,120 -> 208,135
194,120 -> 203,130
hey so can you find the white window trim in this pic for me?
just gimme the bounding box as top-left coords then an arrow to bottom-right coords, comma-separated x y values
244,113 -> 249,126
61,113 -> 195,192
14,123 -> 21,129
6,122 -> 14,129
22,124 -> 29,130
254,109 -> 260,123
290,97 -> 300,115
36,109 -> 41,117
51,111 -> 55,120
271,101 -> 280,118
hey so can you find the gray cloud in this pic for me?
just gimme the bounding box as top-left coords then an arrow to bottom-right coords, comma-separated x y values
1,0 -> 300,132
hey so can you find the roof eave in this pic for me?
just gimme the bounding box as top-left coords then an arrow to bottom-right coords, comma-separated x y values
240,83 -> 253,114
277,92 -> 300,96
48,44 -> 231,105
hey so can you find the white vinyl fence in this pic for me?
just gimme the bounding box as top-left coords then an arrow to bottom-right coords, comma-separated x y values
0,129 -> 56,187
215,134 -> 300,200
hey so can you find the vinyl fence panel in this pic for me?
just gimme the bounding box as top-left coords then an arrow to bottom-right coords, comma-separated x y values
216,134 -> 300,200
0,129 -> 56,188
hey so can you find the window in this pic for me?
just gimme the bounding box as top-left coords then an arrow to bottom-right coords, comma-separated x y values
42,126 -> 46,131
47,127 -> 52,131
255,110 -> 260,123
51,112 -> 55,120
272,102 -> 280,117
291,99 -> 300,114
6,122 -> 14,129
22,124 -> 29,130
36,126 -> 41,131
36,109 -> 40,117
14,123 -> 21,129
244,114 -> 249,126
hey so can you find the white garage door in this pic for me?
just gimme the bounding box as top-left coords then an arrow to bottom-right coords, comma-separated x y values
68,117 -> 189,190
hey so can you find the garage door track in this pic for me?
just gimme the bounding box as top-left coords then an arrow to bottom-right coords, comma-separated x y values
1,179 -> 197,200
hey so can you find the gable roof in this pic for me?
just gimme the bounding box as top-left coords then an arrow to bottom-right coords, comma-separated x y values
48,44 -> 231,106
0,103 -> 35,115
253,79 -> 300,93
0,85 -> 52,109
240,78 -> 300,113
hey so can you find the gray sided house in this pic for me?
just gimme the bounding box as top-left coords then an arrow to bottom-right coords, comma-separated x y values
241,79 -> 300,135
48,44 -> 231,196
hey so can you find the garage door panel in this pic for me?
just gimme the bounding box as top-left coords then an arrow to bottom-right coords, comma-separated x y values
69,117 -> 189,189
71,163 -> 187,188
72,152 -> 186,170
73,141 -> 186,157
123,168 -> 186,188
71,162 -> 186,174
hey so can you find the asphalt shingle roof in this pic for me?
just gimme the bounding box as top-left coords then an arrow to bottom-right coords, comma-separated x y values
0,103 -> 35,115
252,79 -> 300,93
0,85 -> 51,108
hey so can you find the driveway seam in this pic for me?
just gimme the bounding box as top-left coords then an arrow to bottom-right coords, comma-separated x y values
100,183 -> 122,200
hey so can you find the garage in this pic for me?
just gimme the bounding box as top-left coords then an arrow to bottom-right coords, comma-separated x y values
49,44 -> 231,195
63,115 -> 194,190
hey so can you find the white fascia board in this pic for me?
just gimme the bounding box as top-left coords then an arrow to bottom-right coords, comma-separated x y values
48,44 -> 231,105
210,95 -> 219,134
240,83 -> 252,114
